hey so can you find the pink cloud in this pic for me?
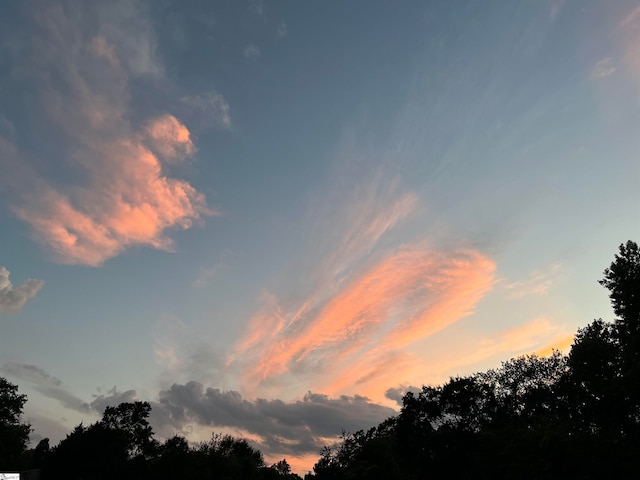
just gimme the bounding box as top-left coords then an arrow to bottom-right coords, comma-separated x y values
231,245 -> 496,397
6,16 -> 214,265
145,114 -> 195,163
14,132 -> 211,266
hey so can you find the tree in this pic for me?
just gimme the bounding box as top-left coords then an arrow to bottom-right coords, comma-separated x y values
101,401 -> 158,459
600,240 -> 640,342
0,377 -> 31,469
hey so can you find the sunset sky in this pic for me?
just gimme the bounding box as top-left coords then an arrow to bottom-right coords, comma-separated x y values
2,0 -> 640,473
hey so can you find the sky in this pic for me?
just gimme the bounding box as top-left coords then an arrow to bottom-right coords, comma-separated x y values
1,0 -> 640,474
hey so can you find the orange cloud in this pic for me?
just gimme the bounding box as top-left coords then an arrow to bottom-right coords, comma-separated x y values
231,246 -> 495,397
14,134 -> 211,266
8,27 -> 213,265
145,114 -> 195,162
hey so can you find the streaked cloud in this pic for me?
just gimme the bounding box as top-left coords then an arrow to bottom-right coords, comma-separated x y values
591,57 -> 616,79
2,362 -> 89,413
2,1 -> 215,266
232,246 -> 495,396
435,317 -> 569,375
0,266 -> 44,314
504,262 -> 562,299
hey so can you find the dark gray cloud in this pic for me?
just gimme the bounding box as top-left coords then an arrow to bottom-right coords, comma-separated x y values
156,382 -> 396,456
89,386 -> 138,413
0,266 -> 44,314
384,385 -> 421,407
2,362 -> 137,415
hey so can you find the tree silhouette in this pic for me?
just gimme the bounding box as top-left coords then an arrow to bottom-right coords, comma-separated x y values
0,377 -> 31,470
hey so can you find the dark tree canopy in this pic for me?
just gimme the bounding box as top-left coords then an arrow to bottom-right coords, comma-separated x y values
0,377 -> 31,470
600,240 -> 640,340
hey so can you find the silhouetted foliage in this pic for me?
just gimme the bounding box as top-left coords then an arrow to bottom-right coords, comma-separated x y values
0,377 -> 31,470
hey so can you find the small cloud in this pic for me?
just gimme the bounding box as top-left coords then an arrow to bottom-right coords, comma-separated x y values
591,57 -> 616,79
193,262 -> 227,288
384,385 -> 420,407
180,92 -> 231,129
89,386 -> 137,414
0,266 -> 44,314
243,44 -> 261,58
277,22 -> 287,38
144,114 -> 195,163
249,0 -> 264,17
549,0 -> 565,20
504,263 -> 562,299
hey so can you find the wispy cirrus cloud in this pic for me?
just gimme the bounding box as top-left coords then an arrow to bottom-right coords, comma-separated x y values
0,266 -> 44,314
2,362 -> 89,413
228,164 -> 496,399
591,57 -> 616,79
504,262 -> 562,299
0,0 -> 216,266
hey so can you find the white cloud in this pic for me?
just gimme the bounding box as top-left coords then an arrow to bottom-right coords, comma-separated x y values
591,57 -> 616,79
243,44 -> 261,58
0,266 -> 44,314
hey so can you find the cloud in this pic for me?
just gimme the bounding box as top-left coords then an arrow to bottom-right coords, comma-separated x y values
180,92 -> 231,129
0,266 -> 44,314
243,44 -> 261,58
435,317 -> 569,374
154,315 -> 226,385
1,1 -> 215,266
384,385 -> 421,407
504,262 -> 562,299
591,57 -> 616,79
2,363 -> 89,413
156,383 -> 395,457
144,114 -> 195,163
619,6 -> 640,86
249,0 -> 264,17
89,386 -> 138,413
3,362 -> 138,418
277,23 -> 288,38
192,262 -> 227,288
232,245 -> 495,396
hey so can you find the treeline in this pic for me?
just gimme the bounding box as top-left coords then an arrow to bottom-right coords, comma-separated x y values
2,241 -> 640,479
0,397 -> 301,480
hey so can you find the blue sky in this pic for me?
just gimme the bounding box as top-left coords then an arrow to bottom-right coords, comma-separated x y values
2,0 -> 640,473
